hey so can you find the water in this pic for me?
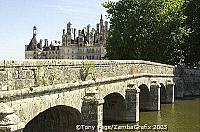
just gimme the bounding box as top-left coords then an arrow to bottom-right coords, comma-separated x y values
104,97 -> 200,132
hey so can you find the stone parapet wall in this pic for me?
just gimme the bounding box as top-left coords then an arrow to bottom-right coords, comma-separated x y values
0,60 -> 174,91
184,68 -> 200,76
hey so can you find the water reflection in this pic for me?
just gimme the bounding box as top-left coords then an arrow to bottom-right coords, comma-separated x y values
104,97 -> 200,132
157,111 -> 161,124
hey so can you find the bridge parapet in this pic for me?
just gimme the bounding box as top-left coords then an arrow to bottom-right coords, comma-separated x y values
0,60 -> 174,91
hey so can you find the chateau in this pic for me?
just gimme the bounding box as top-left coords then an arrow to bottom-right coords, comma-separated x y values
25,15 -> 108,59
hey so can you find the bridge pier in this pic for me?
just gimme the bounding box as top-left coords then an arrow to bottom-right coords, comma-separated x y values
81,91 -> 104,132
125,84 -> 140,122
0,103 -> 25,132
174,78 -> 184,98
165,81 -> 175,103
149,81 -> 160,111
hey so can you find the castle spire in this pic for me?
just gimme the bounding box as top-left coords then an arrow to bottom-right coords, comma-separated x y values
100,14 -> 104,34
100,14 -> 103,21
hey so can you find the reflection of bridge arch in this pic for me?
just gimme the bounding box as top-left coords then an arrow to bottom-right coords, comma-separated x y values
103,92 -> 126,122
23,105 -> 81,132
160,83 -> 167,103
139,84 -> 151,111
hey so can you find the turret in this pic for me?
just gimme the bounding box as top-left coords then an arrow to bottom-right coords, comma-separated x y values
67,22 -> 72,45
67,22 -> 72,34
90,28 -> 95,45
63,29 -> 65,35
73,28 -> 76,41
44,39 -> 49,47
78,30 -> 83,46
82,28 -> 87,45
87,24 -> 90,44
62,29 -> 66,46
27,26 -> 38,50
33,26 -> 37,37
96,23 -> 100,34
38,39 -> 42,49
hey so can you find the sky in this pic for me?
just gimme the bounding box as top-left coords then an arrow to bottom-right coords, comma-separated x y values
0,0 -> 117,59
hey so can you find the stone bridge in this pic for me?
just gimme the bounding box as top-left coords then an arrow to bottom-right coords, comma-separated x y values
0,60 -> 199,132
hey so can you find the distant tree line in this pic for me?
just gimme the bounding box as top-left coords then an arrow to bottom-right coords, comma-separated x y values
102,0 -> 200,67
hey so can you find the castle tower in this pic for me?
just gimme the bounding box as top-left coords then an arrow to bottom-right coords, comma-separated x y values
94,23 -> 100,44
105,21 -> 108,33
73,28 -> 77,42
25,26 -> 39,59
62,29 -> 66,46
100,14 -> 104,34
82,27 -> 87,45
78,30 -> 84,46
90,28 -> 95,45
44,39 -> 49,48
29,26 -> 38,50
87,24 -> 90,44
67,22 -> 72,45
99,15 -> 104,44
96,23 -> 100,34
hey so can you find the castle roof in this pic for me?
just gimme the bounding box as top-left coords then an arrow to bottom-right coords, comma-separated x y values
29,36 -> 37,46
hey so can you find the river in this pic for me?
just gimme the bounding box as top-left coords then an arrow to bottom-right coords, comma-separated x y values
104,97 -> 200,132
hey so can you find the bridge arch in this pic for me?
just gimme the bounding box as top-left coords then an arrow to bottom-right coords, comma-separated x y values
138,84 -> 151,111
23,105 -> 81,132
103,92 -> 126,122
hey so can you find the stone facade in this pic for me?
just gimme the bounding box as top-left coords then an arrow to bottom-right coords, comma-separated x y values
0,60 -> 200,132
25,15 -> 108,60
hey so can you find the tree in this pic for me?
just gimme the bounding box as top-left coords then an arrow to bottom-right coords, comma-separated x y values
102,0 -> 190,65
183,0 -> 200,67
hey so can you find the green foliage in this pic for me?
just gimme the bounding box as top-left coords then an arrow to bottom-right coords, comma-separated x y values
130,65 -> 138,74
80,60 -> 95,81
183,0 -> 200,67
34,61 -> 58,86
35,61 -> 44,86
103,0 -> 190,65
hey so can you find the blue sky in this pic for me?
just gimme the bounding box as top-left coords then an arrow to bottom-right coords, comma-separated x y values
0,0 -> 116,59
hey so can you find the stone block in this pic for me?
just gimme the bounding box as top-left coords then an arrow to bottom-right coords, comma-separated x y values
15,79 -> 26,90
0,71 -> 7,82
0,83 -> 9,91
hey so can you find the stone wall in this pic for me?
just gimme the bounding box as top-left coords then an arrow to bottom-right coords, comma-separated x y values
182,67 -> 200,96
173,65 -> 200,97
0,60 -> 174,91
